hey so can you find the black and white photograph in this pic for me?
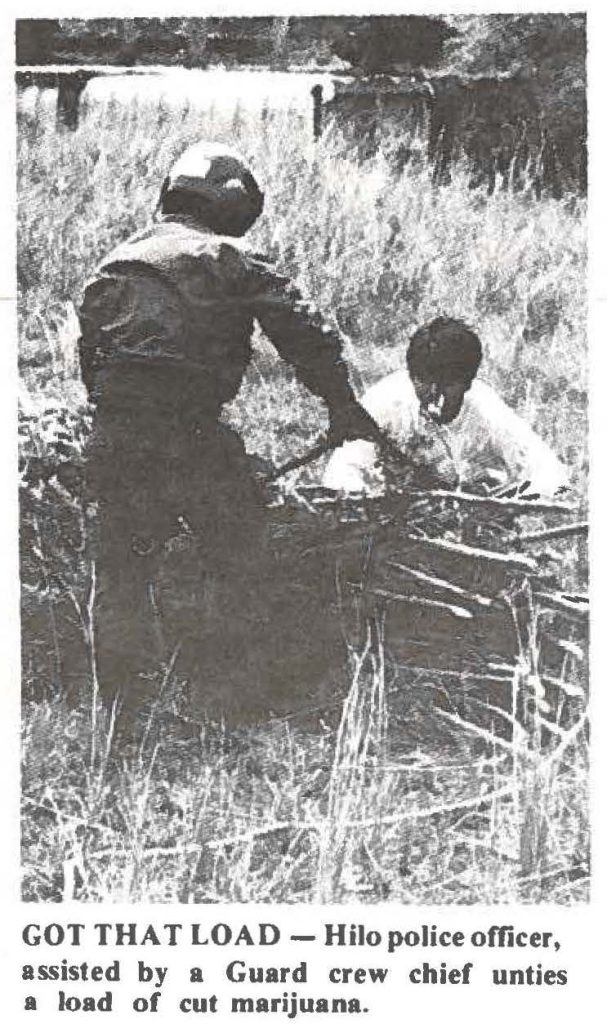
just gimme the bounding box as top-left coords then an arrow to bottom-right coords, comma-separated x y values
15,11 -> 589,907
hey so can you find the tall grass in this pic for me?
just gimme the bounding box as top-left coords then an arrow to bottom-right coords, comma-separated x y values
18,96 -> 587,473
18,91 -> 588,903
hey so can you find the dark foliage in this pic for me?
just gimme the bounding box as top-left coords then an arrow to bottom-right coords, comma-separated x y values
328,16 -> 458,74
15,19 -> 62,64
16,15 -> 457,71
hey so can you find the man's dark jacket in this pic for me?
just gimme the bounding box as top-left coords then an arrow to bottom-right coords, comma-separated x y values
79,218 -> 363,425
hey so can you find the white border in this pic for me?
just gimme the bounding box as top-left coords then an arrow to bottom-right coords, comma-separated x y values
2,4 -> 605,1022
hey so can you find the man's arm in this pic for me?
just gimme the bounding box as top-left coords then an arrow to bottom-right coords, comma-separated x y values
251,263 -> 382,446
470,382 -> 570,497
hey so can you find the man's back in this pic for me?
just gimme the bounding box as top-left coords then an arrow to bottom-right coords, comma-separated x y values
79,217 -> 370,426
78,220 -> 266,416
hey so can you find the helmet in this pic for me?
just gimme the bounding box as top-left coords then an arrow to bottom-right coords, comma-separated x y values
160,141 -> 264,237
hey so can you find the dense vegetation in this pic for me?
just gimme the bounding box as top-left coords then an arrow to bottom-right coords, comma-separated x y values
18,82 -> 588,903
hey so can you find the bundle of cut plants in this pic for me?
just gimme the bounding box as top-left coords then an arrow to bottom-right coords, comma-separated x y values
265,477 -> 588,735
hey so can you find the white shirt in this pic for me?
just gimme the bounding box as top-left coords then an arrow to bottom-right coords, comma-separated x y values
324,369 -> 569,497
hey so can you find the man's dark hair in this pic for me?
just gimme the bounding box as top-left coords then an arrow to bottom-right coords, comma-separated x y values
406,316 -> 482,384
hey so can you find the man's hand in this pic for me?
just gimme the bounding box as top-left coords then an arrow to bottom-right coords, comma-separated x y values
327,404 -> 387,449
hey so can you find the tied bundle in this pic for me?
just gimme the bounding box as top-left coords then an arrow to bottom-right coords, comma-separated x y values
265,481 -> 588,738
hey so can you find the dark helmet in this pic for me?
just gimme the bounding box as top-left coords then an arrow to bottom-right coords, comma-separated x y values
159,141 -> 264,237
406,316 -> 482,387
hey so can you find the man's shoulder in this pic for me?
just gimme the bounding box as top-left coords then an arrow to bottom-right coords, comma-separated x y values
91,223 -> 279,304
93,224 -> 266,303
466,378 -> 518,423
143,225 -> 269,271
463,378 -> 543,450
98,221 -> 223,270
468,378 -> 500,403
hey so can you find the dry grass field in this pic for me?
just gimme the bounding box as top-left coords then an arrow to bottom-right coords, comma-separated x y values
18,88 -> 588,903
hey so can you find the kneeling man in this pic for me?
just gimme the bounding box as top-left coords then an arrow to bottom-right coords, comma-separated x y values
324,316 -> 569,497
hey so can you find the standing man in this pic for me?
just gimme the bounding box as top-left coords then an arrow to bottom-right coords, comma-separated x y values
78,140 -> 383,715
